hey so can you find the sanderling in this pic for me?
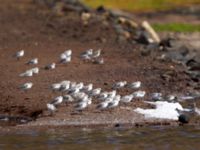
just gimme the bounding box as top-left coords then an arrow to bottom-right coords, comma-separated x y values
132,90 -> 146,98
112,81 -> 127,89
51,83 -> 61,91
47,103 -> 56,115
87,97 -> 92,105
30,67 -> 39,74
63,49 -> 72,57
113,95 -> 121,101
81,54 -> 91,60
26,58 -> 38,65
63,95 -> 74,102
20,82 -> 33,91
61,56 -> 71,63
150,93 -> 163,101
72,92 -> 87,100
50,96 -> 63,106
90,88 -> 101,96
19,70 -> 33,77
59,81 -> 70,92
45,63 -> 56,70
94,58 -> 104,64
75,82 -> 84,90
98,92 -> 108,101
68,88 -> 80,95
107,90 -> 117,98
75,101 -> 88,111
165,95 -> 177,101
121,94 -> 133,103
92,49 -> 101,58
82,83 -> 93,92
14,50 -> 24,60
84,49 -> 93,56
107,99 -> 120,108
97,101 -> 109,110
128,81 -> 141,89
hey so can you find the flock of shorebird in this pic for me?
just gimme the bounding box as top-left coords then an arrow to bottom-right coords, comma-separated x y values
14,49 -> 200,119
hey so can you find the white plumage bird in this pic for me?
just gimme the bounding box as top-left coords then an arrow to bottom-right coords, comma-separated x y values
112,81 -> 127,89
121,94 -> 133,103
45,63 -> 56,70
50,96 -> 63,106
82,83 -> 93,92
92,49 -> 101,58
15,50 -> 24,60
132,91 -> 146,98
30,67 -> 39,74
75,101 -> 88,111
47,103 -> 57,115
19,70 -> 33,77
51,83 -> 61,91
27,58 -> 38,65
20,82 -> 33,90
90,88 -> 101,96
128,81 -> 141,89
63,50 -> 72,57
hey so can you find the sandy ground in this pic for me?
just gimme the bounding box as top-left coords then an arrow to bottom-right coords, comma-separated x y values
0,0 -> 199,128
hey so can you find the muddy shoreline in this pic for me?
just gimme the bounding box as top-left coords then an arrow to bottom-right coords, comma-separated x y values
0,0 -> 199,129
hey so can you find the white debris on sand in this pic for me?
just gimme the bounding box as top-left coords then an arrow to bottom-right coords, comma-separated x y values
134,101 -> 189,120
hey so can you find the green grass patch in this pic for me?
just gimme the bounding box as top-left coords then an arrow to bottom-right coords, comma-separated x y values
152,23 -> 200,32
82,0 -> 200,12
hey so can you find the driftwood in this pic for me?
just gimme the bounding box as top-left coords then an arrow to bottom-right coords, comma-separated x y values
142,21 -> 161,43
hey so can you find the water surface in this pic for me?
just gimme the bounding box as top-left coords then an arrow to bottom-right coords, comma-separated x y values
1,126 -> 200,150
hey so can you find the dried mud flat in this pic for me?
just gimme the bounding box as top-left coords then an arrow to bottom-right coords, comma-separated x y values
0,0 -> 199,129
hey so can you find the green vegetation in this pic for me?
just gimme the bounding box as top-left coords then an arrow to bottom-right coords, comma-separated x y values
82,0 -> 200,12
153,23 -> 200,32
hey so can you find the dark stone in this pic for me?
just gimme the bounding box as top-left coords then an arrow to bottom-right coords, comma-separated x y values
178,114 -> 189,124
96,5 -> 106,13
114,123 -> 121,128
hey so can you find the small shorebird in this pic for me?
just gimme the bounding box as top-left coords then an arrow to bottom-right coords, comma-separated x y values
51,83 -> 61,91
30,67 -> 39,74
63,95 -> 74,103
81,54 -> 91,60
92,49 -> 101,58
19,70 -> 33,77
20,82 -> 33,91
98,92 -> 108,101
14,50 -> 24,60
82,83 -> 93,92
61,56 -> 71,63
93,58 -> 104,64
97,101 -> 109,110
50,96 -> 63,106
75,101 -> 88,111
72,92 -> 87,100
107,90 -> 117,98
26,58 -> 38,65
47,103 -> 56,115
128,81 -> 141,89
107,98 -> 120,109
59,81 -> 70,92
90,88 -> 101,96
132,90 -> 146,98
45,63 -> 56,70
112,81 -> 127,89
121,94 -> 133,103
63,49 -> 72,57
150,93 -> 163,101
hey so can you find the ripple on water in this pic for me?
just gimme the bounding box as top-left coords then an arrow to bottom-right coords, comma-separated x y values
0,126 -> 200,150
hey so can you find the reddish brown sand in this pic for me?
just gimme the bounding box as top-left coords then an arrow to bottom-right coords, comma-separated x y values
0,0 -> 195,127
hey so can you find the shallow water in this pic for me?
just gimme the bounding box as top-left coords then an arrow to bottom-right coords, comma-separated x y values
1,126 -> 200,150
